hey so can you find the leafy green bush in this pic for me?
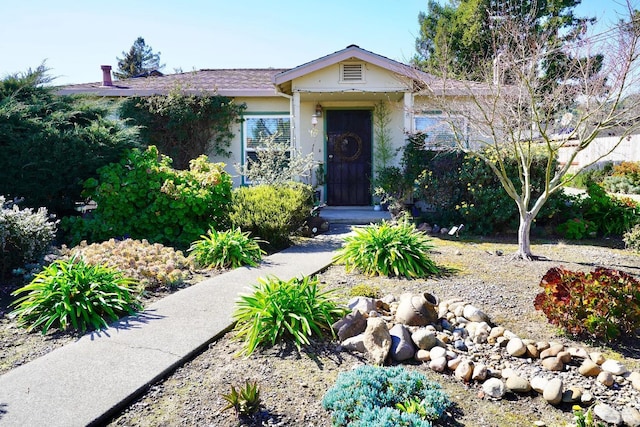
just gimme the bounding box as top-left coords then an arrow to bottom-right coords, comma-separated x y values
0,196 -> 57,280
333,219 -> 439,278
188,227 -> 265,269
232,275 -> 346,356
581,183 -> 639,236
0,66 -> 139,217
10,257 -> 141,334
229,183 -> 313,251
555,218 -> 597,240
62,238 -> 191,291
65,146 -> 232,249
534,267 -> 640,340
603,175 -> 640,194
624,224 -> 640,252
566,164 -> 613,189
322,365 -> 451,427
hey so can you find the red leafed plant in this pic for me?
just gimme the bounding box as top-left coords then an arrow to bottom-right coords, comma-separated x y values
534,266 -> 640,340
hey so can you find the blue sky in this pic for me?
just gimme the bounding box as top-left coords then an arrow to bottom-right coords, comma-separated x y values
0,0 -> 634,86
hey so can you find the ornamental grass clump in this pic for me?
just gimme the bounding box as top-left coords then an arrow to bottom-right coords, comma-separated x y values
232,275 -> 347,357
333,219 -> 439,278
188,227 -> 265,269
322,365 -> 451,426
10,256 -> 141,334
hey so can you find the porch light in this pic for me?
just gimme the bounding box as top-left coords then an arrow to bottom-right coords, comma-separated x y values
315,103 -> 323,117
311,115 -> 318,126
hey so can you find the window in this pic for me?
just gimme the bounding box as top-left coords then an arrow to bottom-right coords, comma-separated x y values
413,111 -> 467,149
242,115 -> 291,182
340,63 -> 365,83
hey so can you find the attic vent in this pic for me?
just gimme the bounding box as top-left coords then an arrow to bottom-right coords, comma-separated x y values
340,63 -> 365,82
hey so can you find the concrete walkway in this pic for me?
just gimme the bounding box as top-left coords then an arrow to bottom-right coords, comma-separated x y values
0,225 -> 353,427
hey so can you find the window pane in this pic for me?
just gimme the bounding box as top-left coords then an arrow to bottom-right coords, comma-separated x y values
245,117 -> 291,150
414,115 -> 465,148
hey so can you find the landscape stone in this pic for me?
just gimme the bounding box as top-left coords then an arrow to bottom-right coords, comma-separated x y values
506,375 -> 531,393
415,349 -> 430,362
621,407 -> 640,427
463,304 -> 490,323
561,387 -> 582,403
579,359 -> 602,377
429,356 -> 448,372
341,334 -> 366,353
430,346 -> 447,360
363,317 -> 392,365
530,376 -> 549,393
454,360 -> 474,382
597,371 -> 615,387
540,343 -> 564,359
482,378 -> 506,399
472,363 -> 488,381
541,356 -> 564,371
601,359 -> 628,376
411,328 -> 438,350
348,296 -> 377,314
389,324 -> 416,362
557,351 -> 572,364
526,344 -> 539,359
590,352 -> 606,365
448,357 -> 462,370
542,378 -> 563,405
506,337 -> 527,357
332,310 -> 367,341
593,403 -> 623,425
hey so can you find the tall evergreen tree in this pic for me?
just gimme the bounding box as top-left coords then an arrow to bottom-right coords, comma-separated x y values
114,37 -> 163,80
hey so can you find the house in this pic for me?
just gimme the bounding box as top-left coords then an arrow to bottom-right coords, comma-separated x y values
58,45 -> 468,206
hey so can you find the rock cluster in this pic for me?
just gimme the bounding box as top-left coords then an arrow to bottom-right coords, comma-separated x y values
333,293 -> 640,427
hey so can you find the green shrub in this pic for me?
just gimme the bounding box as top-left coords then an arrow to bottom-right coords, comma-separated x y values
624,224 -> 640,252
533,267 -> 640,340
62,238 -> 191,291
65,146 -> 232,249
188,227 -> 265,269
232,275 -> 346,356
229,183 -> 313,251
603,175 -> 640,194
555,218 -> 597,240
349,283 -> 381,298
581,183 -> 639,236
566,164 -> 613,189
333,219 -> 439,278
0,196 -> 57,280
221,380 -> 262,420
322,365 -> 451,427
10,257 -> 141,334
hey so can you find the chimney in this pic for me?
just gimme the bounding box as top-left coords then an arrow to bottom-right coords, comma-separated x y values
100,65 -> 113,87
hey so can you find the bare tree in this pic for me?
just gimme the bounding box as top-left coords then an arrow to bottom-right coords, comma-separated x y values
419,2 -> 640,259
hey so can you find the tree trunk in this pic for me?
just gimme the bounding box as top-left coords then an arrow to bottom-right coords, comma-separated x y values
515,211 -> 534,260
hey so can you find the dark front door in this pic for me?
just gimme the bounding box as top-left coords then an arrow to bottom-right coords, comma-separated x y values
325,110 -> 372,205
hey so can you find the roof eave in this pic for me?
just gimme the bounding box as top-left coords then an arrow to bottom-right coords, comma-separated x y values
56,88 -> 276,97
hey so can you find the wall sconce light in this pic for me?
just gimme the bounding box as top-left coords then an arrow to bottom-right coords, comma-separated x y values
315,103 -> 322,117
311,115 -> 318,126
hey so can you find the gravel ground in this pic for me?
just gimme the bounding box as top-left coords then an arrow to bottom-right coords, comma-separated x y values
1,233 -> 639,426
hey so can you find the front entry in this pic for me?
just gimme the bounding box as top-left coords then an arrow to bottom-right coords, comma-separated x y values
325,110 -> 372,205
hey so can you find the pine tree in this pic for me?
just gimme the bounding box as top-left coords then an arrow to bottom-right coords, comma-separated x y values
114,37 -> 163,80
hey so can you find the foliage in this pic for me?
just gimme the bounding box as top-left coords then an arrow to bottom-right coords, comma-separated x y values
114,36 -> 163,79
10,257 -> 141,334
322,365 -> 451,427
119,89 -> 245,169
188,227 -> 265,269
0,66 -> 139,217
533,266 -> 640,340
581,183 -> 640,236
373,166 -> 408,218
65,146 -> 232,249
624,224 -> 640,253
232,275 -> 347,357
555,218 -> 597,240
62,238 -> 191,291
333,218 -> 439,278
602,175 -> 640,195
566,163 -> 614,189
573,405 -> 605,427
235,133 -> 315,185
373,101 -> 395,173
348,283 -> 381,299
229,183 -> 313,251
221,380 -> 262,419
612,161 -> 640,183
0,196 -> 57,280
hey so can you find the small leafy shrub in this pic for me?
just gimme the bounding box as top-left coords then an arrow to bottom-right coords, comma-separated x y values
581,183 -> 639,236
624,224 -> 640,253
322,365 -> 451,427
232,275 -> 347,356
0,196 -> 57,280
613,161 -> 640,183
230,183 -> 313,251
566,164 -> 613,189
533,267 -> 640,340
62,239 -> 191,291
188,227 -> 265,269
10,257 -> 141,334
333,219 -> 439,278
603,175 -> 640,194
221,380 -> 262,419
65,146 -> 232,249
555,218 -> 597,240
349,283 -> 381,298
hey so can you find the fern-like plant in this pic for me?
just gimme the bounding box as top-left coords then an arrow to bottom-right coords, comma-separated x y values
10,256 -> 141,334
188,227 -> 265,269
333,219 -> 439,278
232,275 -> 347,356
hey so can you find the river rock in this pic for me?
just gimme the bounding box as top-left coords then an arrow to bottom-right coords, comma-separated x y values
363,317 -> 391,365
542,378 -> 563,405
541,356 -> 564,371
579,359 -> 602,376
482,378 -> 505,399
429,356 -> 448,372
621,407 -> 640,427
463,304 -> 490,323
430,346 -> 447,360
590,352 -> 606,364
507,337 -> 527,357
557,351 -> 572,364
348,296 -> 377,314
411,328 -> 438,350
597,371 -> 614,387
561,387 -> 582,403
389,324 -> 415,362
415,349 -> 431,362
593,403 -> 623,425
540,343 -> 564,359
601,359 -> 628,376
472,363 -> 488,381
341,334 -> 366,353
454,360 -> 474,382
506,375 -> 531,393
333,310 -> 367,341
530,376 -> 549,393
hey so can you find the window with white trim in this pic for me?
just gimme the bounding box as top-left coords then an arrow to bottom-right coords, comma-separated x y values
243,115 -> 291,182
413,111 -> 467,149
